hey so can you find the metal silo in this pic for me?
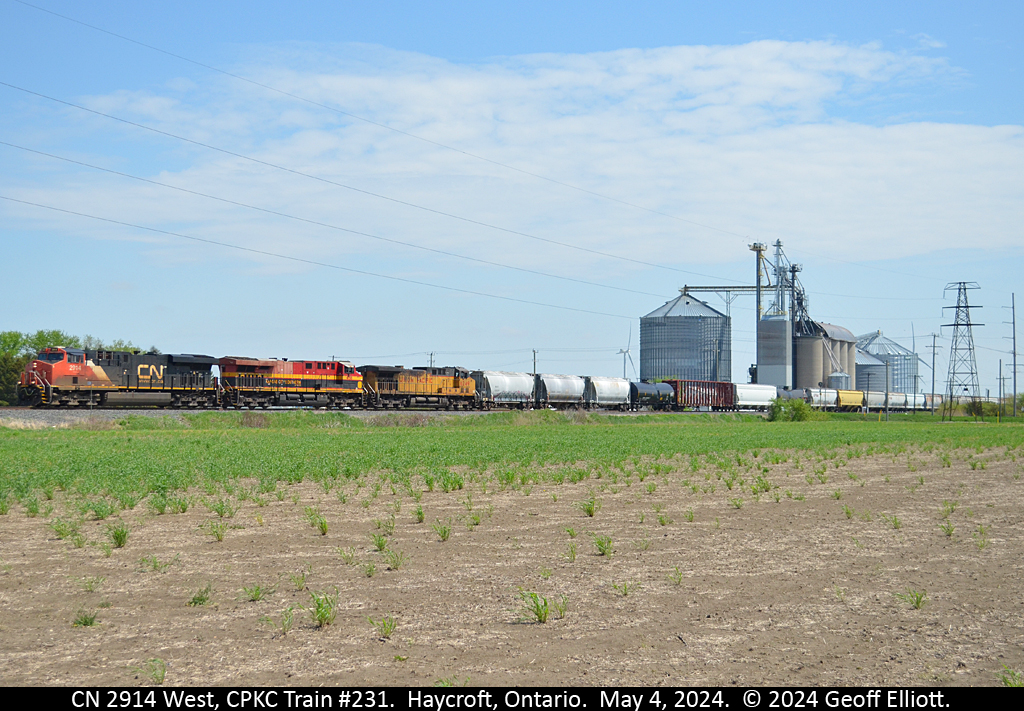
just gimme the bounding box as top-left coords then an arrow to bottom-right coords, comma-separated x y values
640,293 -> 731,382
856,331 -> 920,394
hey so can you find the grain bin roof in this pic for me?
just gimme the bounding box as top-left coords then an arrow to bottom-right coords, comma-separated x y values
856,330 -> 916,356
643,294 -> 727,319
818,322 -> 856,342
856,348 -> 886,366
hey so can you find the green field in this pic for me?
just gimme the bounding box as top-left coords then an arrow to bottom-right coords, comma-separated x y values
1,411 -> 1020,506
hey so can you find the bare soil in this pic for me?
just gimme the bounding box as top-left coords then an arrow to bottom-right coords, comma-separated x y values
1,447 -> 1022,687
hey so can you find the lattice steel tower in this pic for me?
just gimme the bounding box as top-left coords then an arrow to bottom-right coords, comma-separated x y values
942,282 -> 983,420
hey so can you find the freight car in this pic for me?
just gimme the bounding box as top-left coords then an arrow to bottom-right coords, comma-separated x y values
629,381 -> 674,411
17,347 -> 218,408
664,379 -> 735,411
584,376 -> 630,411
534,373 -> 585,409
734,383 -> 777,411
471,370 -> 534,409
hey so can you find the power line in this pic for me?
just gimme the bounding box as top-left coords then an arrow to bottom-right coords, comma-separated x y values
0,194 -> 634,320
0,79 -> 747,285
12,0 -> 751,241
0,140 -> 668,299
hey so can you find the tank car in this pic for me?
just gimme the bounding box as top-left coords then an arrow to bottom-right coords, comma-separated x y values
629,381 -> 674,411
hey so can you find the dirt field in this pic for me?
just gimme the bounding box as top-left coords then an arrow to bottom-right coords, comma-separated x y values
0,442 -> 1022,687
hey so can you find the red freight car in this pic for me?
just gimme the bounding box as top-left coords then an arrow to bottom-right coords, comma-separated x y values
664,379 -> 736,411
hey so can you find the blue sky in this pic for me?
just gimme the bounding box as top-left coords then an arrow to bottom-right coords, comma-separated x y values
1,1 -> 1021,394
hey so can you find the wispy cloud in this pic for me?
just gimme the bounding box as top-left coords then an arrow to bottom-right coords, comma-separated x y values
4,39 -> 1019,282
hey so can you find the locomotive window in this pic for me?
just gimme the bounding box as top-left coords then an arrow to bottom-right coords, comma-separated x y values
68,354 -> 83,364
305,363 -> 313,369
36,351 -> 65,362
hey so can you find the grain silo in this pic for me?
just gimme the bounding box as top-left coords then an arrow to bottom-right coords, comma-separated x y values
792,322 -> 857,390
640,292 -> 731,382
856,331 -> 919,394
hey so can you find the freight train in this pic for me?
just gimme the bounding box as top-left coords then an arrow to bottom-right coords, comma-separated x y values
15,346 -> 938,413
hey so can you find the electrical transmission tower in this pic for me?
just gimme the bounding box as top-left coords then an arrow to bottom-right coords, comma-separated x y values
941,282 -> 983,420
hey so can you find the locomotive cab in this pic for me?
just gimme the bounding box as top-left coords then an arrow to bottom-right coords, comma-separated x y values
18,347 -> 82,406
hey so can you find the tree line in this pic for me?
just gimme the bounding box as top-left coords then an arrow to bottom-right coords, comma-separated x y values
0,330 -> 158,406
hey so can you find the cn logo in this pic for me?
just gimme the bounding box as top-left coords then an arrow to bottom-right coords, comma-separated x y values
137,364 -> 165,380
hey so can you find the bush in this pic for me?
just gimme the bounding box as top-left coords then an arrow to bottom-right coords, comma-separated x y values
767,397 -> 820,422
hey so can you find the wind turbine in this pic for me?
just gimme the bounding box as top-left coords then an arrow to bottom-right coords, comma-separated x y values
618,327 -> 637,381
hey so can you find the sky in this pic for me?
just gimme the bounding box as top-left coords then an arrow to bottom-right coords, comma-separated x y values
1,1 -> 1021,395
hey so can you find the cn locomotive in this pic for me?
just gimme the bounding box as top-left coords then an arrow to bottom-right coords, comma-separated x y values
15,346 -> 938,413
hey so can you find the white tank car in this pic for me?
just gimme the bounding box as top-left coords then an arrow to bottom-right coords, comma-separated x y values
535,374 -> 585,408
472,371 -> 535,408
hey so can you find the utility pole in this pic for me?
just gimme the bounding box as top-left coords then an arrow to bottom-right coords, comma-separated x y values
999,359 -> 1003,418
532,349 -> 537,376
1005,293 -> 1018,418
885,360 -> 890,422
429,352 -> 434,368
928,333 -> 938,415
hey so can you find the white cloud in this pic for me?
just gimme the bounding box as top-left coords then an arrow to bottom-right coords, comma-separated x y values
5,39 -> 1020,285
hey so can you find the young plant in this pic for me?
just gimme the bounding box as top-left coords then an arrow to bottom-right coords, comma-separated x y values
205,520 -> 227,542
79,576 -> 106,592
206,498 -> 236,519
368,613 -> 398,639
383,549 -> 410,570
939,520 -> 955,538
997,666 -> 1024,687
371,532 -> 389,552
50,518 -> 81,540
553,595 -> 569,619
363,562 -> 377,578
894,588 -> 928,610
432,518 -> 453,542
337,547 -> 357,565
575,495 -> 601,517
564,542 -> 578,563
261,606 -> 296,637
187,584 -> 213,607
592,534 -> 614,557
684,509 -> 694,523
136,657 -> 167,685
564,526 -> 578,539
106,521 -> 130,548
667,566 -> 684,586
73,609 -> 98,627
517,589 -> 549,623
289,566 -> 311,591
305,588 -> 339,627
842,504 -> 855,519
242,583 -> 276,602
413,504 -> 425,524
974,524 -> 990,550
612,581 -> 641,597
